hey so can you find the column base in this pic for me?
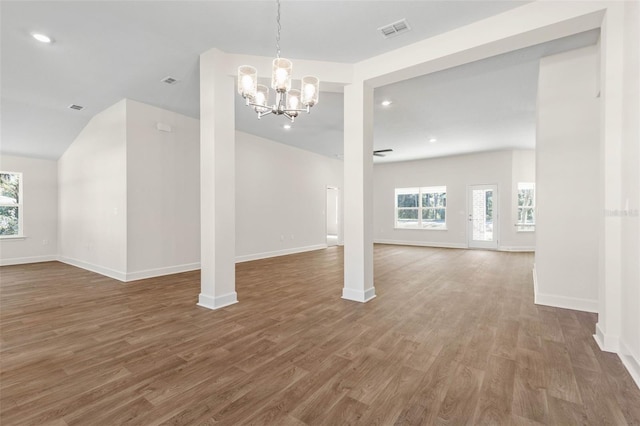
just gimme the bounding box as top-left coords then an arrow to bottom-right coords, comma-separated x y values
342,287 -> 376,303
197,292 -> 238,311
593,322 -> 620,352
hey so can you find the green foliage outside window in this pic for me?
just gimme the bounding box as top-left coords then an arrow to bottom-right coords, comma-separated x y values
0,173 -> 21,236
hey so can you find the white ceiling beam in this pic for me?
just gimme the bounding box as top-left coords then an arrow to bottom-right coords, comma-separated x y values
356,1 -> 607,88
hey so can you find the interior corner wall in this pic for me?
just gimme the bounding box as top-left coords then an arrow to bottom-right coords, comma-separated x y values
535,45 -> 600,313
58,100 -> 128,280
125,100 -> 200,280
620,0 -> 640,386
372,149 -> 535,251
235,131 -> 343,262
0,155 -> 58,265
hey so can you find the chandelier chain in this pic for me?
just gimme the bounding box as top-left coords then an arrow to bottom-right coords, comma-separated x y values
275,0 -> 281,58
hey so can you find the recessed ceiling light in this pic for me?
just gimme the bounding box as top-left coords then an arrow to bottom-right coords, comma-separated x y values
283,124 -> 291,130
381,100 -> 392,107
429,138 -> 437,143
32,33 -> 52,43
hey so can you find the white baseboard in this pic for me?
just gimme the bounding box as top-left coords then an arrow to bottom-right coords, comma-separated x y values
498,246 -> 535,252
235,244 -> 327,263
126,263 -> 200,281
619,340 -> 640,390
535,291 -> 598,313
594,322 -> 620,352
0,255 -> 58,266
533,265 -> 597,313
57,256 -> 127,282
374,239 -> 467,249
197,292 -> 238,310
342,286 -> 376,303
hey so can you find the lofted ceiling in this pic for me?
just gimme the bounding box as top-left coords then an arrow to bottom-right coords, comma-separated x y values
1,1 -> 598,163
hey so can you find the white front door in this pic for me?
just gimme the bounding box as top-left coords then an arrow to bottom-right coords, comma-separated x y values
468,184 -> 498,249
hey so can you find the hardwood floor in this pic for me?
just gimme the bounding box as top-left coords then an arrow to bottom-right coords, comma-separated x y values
1,245 -> 639,425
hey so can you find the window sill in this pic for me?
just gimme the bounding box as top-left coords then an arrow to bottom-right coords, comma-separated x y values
0,235 -> 27,241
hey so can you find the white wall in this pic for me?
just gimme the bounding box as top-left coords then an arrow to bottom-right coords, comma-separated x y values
0,155 -> 58,265
58,99 -> 200,281
235,131 -> 343,262
126,99 -> 200,279
535,46 -> 600,312
620,0 -> 640,386
58,100 -> 128,279
373,149 -> 535,251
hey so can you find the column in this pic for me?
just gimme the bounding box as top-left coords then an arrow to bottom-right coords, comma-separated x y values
198,48 -> 238,310
595,3 -> 624,351
342,80 -> 376,302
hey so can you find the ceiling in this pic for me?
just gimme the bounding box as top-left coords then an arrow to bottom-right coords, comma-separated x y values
1,1 -> 598,163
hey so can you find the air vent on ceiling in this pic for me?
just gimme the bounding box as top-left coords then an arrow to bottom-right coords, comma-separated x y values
378,19 -> 411,39
161,76 -> 179,85
68,104 -> 84,111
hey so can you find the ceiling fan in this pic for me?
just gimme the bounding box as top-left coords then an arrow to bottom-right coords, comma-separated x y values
373,149 -> 393,157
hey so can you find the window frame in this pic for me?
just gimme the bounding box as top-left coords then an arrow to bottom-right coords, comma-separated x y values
516,182 -> 535,232
395,186 -> 447,230
0,171 -> 24,239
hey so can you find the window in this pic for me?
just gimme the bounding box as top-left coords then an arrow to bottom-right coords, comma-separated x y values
395,186 -> 446,230
0,172 -> 23,237
517,182 -> 535,232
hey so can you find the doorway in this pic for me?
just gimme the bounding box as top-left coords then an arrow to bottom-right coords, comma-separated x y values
326,187 -> 339,247
468,184 -> 498,249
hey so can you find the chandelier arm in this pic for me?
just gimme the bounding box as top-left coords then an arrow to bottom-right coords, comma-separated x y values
258,110 -> 274,119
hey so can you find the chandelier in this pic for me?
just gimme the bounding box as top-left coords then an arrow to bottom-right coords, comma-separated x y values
237,0 -> 319,122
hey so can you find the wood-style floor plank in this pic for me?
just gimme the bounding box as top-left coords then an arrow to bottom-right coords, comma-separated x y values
2,245 -> 640,425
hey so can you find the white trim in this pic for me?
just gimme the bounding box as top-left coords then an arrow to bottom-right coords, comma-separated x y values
0,235 -> 27,240
0,171 -> 23,238
374,239 -> 466,249
235,244 -> 327,263
342,287 -> 376,303
498,246 -> 535,252
0,254 -> 57,266
619,340 -> 640,390
126,263 -> 200,281
532,265 -> 598,313
197,292 -> 238,310
535,291 -> 598,313
594,322 -> 620,352
57,256 -> 127,282
594,324 -> 606,351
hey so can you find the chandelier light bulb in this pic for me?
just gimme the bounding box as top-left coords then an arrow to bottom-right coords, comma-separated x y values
238,65 -> 257,99
272,58 -> 292,92
254,85 -> 270,113
305,84 -> 316,100
301,76 -> 319,107
276,69 -> 287,85
241,75 -> 254,93
287,89 -> 301,117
